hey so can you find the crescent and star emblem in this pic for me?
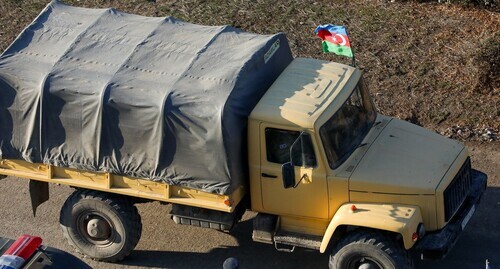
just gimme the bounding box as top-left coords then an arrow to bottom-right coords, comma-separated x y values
333,34 -> 347,46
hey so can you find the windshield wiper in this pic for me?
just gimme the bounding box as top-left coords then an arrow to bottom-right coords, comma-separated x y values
339,142 -> 368,165
358,142 -> 368,148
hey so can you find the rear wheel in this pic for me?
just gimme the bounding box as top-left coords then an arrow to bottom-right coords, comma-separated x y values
329,230 -> 413,269
59,189 -> 142,262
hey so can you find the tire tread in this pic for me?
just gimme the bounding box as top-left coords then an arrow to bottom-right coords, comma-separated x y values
329,229 -> 413,269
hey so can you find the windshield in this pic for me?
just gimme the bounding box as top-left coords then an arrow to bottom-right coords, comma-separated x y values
320,79 -> 376,169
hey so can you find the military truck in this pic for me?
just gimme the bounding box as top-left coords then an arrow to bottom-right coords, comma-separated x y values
0,1 -> 487,268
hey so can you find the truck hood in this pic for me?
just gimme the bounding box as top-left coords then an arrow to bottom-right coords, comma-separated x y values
349,118 -> 464,195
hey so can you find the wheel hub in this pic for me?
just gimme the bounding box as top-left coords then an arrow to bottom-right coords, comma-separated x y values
354,257 -> 381,269
358,263 -> 378,269
86,217 -> 111,240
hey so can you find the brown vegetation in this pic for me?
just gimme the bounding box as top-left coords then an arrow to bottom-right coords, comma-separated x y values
1,0 -> 498,141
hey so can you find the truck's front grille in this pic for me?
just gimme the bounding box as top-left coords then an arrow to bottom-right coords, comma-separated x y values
444,157 -> 472,221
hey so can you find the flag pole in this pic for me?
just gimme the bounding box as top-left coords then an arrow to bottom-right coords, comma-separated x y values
345,27 -> 356,67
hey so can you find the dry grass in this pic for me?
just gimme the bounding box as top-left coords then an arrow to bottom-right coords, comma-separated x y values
1,0 -> 499,141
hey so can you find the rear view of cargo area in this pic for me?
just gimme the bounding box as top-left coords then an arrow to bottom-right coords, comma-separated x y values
0,0 -> 293,194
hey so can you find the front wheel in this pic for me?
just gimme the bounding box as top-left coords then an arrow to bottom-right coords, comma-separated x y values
59,189 -> 142,262
329,229 -> 413,269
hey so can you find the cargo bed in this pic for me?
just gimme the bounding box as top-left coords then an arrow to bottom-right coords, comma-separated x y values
0,159 -> 244,213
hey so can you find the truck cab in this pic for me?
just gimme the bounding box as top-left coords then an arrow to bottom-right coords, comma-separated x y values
248,58 -> 487,268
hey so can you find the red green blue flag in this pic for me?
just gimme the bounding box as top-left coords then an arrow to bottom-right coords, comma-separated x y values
315,24 -> 353,58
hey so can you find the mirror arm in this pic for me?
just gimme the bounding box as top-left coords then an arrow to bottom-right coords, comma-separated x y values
293,173 -> 307,189
288,131 -> 305,165
282,131 -> 307,189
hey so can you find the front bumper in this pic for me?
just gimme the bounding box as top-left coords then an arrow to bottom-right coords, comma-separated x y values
416,169 -> 487,260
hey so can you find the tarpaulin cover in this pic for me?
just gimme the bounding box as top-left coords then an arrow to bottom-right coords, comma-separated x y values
0,1 -> 293,194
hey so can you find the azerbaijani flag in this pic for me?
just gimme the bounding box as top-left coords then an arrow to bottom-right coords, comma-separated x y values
315,24 -> 353,58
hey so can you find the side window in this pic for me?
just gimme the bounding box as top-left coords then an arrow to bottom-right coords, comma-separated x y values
265,128 -> 317,167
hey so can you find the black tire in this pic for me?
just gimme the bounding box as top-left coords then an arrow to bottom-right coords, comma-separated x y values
329,229 -> 413,269
59,189 -> 142,262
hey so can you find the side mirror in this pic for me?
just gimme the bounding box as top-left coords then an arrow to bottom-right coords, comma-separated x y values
282,162 -> 295,189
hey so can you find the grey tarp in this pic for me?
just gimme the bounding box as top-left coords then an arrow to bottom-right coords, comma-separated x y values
0,1 -> 293,194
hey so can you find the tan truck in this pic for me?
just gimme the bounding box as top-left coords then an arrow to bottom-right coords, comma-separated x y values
0,2 -> 487,269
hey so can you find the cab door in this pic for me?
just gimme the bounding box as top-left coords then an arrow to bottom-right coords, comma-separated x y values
259,124 -> 329,219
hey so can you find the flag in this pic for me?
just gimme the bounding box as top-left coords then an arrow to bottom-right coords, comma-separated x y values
315,24 -> 353,58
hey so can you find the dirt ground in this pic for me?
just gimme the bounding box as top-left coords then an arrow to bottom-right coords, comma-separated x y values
0,141 -> 498,269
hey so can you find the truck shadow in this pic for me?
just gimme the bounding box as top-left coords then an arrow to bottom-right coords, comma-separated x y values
120,215 -> 328,269
118,186 -> 499,269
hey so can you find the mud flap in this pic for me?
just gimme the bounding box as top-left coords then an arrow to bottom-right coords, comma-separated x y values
29,180 -> 49,217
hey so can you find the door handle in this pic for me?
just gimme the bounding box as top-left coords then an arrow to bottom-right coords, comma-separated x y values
262,173 -> 277,178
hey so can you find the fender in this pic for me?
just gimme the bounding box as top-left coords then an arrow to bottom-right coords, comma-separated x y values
320,203 -> 423,253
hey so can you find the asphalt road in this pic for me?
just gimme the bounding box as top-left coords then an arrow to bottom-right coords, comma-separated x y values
0,142 -> 498,269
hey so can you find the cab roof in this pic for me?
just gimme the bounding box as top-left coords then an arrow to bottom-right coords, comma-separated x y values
250,58 -> 360,129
